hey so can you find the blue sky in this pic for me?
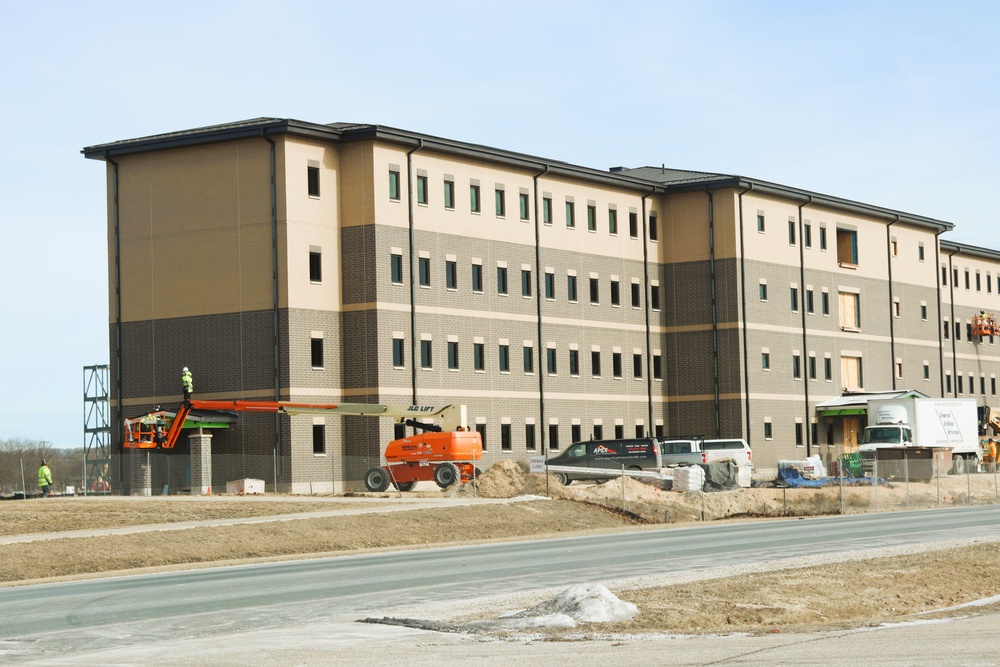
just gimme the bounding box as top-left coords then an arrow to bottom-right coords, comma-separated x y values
2,0 -> 999,447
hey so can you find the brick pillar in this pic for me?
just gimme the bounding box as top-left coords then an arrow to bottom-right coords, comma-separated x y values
130,451 -> 152,496
189,432 -> 213,495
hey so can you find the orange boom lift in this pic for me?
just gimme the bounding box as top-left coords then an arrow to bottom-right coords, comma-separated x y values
124,399 -> 482,492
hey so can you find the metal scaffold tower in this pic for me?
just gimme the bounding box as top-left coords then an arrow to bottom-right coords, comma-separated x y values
83,365 -> 112,493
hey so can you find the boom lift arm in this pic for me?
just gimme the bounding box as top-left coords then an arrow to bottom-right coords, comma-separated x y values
124,400 -> 469,450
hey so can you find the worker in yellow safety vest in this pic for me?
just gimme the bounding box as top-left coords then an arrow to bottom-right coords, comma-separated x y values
181,367 -> 193,400
37,459 -> 53,497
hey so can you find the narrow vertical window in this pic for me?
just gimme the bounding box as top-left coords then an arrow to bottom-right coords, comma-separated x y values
443,179 -> 455,209
545,272 -> 555,299
311,338 -> 324,369
651,284 -> 660,310
788,220 -> 796,245
472,264 -> 483,292
589,277 -> 599,304
392,337 -> 404,368
477,423 -> 487,451
569,349 -> 580,376
519,192 -> 530,220
497,266 -> 508,295
804,223 -> 812,248
416,175 -> 428,205
549,423 -> 560,450
523,345 -> 534,373
567,275 -> 578,302
819,226 -> 827,250
418,257 -> 430,287
547,348 -> 557,374
762,352 -> 770,370
521,269 -> 532,297
501,424 -> 512,450
629,212 -> 638,238
591,350 -> 601,377
631,283 -> 641,308
609,208 -> 618,235
390,253 -> 403,284
447,341 -> 459,370
309,251 -> 322,283
499,344 -> 510,372
525,423 -> 536,450
610,280 -> 620,307
312,424 -> 325,454
446,260 -> 457,290
587,205 -> 597,231
633,353 -> 643,379
653,354 -> 662,380
757,214 -> 765,232
649,212 -> 658,241
470,184 -> 481,213
543,197 -> 552,224
612,352 -> 622,378
474,343 -> 485,371
495,188 -> 505,217
420,340 -> 432,369
308,165 -> 320,198
388,169 -> 400,201
566,200 -> 575,228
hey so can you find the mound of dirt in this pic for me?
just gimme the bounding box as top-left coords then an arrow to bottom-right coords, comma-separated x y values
450,459 -> 1000,524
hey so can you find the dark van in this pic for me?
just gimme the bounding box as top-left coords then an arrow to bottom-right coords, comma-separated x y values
545,438 -> 661,485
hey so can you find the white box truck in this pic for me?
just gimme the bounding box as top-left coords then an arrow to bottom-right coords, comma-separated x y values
859,397 -> 981,474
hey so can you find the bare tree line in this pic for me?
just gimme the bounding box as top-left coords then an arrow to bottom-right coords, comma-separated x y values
0,439 -> 87,496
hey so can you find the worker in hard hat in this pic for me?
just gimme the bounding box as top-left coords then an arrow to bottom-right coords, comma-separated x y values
181,367 -> 193,401
37,459 -> 53,497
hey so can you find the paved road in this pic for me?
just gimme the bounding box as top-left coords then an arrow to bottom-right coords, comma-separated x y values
3,504 -> 1000,665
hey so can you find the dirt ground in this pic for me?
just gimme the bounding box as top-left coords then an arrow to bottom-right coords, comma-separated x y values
3,459 -> 1000,637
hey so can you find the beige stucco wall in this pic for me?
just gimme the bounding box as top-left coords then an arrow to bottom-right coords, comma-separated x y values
111,139 -> 275,322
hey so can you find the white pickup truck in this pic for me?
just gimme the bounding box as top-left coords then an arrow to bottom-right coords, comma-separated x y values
661,438 -> 752,466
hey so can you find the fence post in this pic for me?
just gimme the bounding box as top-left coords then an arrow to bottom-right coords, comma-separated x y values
967,457 -> 973,506
839,460 -> 844,515
621,464 -> 626,514
904,449 -> 909,509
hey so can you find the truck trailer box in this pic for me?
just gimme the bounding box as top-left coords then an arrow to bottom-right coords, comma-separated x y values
866,397 -> 979,454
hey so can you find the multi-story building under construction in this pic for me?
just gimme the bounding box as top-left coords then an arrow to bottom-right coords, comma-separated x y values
83,118 -> 1000,492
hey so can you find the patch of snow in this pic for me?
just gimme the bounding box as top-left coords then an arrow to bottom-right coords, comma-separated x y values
463,583 -> 638,630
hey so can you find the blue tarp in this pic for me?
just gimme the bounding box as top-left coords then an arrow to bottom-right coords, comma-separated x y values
771,466 -> 887,487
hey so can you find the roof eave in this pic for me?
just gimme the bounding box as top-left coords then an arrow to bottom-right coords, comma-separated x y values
661,177 -> 955,233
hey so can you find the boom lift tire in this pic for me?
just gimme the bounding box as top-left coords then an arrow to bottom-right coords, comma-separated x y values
364,467 -> 391,492
434,462 -> 460,488
393,481 -> 415,492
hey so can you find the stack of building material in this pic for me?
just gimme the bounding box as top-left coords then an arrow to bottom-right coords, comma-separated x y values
225,478 -> 265,495
671,465 -> 705,492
